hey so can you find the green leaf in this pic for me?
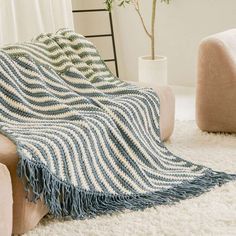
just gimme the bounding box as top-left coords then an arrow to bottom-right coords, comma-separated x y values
104,0 -> 171,11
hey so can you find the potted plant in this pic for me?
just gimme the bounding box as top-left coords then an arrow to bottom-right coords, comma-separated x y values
105,0 -> 171,86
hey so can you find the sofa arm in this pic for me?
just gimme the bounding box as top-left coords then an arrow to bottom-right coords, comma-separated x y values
126,81 -> 175,141
0,133 -> 49,235
0,163 -> 13,236
154,86 -> 175,141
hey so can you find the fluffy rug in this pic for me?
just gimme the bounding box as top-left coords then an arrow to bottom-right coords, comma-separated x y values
25,121 -> 236,236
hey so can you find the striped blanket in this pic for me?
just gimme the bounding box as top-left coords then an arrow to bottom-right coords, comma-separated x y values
0,29 -> 234,218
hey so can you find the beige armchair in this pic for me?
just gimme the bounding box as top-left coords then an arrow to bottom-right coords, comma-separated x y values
196,29 -> 236,133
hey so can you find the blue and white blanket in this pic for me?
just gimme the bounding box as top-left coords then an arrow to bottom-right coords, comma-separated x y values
0,29 -> 234,218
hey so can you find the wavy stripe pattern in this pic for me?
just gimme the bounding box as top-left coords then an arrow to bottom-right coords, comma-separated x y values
0,29 -> 235,218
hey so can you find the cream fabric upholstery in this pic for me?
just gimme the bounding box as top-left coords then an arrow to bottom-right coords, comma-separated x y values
196,29 -> 236,132
0,134 -> 48,235
153,86 -> 175,141
0,163 -> 13,236
0,85 -> 175,235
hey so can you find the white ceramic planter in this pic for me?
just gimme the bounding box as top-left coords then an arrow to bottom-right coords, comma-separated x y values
138,56 -> 168,86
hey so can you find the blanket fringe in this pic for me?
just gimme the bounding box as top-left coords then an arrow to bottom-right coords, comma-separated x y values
17,155 -> 236,219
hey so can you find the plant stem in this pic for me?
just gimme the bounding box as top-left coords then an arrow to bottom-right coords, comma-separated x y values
132,0 -> 151,38
132,0 -> 157,60
151,0 -> 157,60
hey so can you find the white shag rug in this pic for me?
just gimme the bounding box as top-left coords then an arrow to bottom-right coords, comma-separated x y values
25,121 -> 236,236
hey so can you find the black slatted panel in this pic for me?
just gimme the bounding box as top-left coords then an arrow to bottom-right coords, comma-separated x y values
72,9 -> 119,77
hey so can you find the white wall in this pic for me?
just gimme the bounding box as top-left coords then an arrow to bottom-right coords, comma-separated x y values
114,0 -> 236,86
71,0 -> 236,86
